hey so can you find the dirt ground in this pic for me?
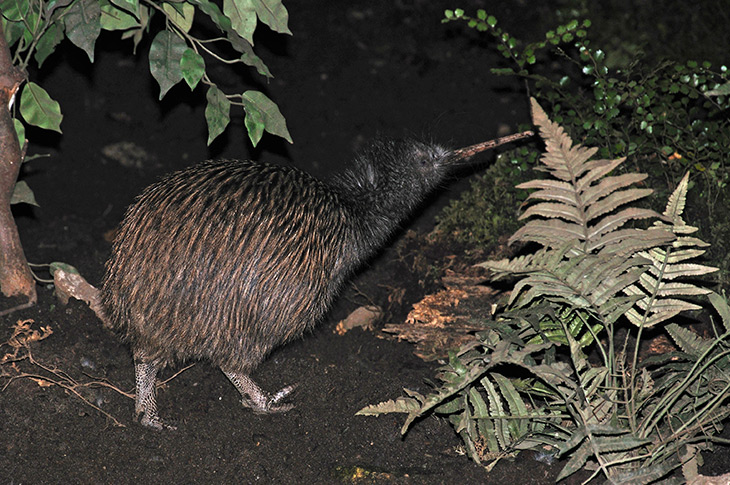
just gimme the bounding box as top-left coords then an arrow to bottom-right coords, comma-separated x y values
2,2 -> 729,484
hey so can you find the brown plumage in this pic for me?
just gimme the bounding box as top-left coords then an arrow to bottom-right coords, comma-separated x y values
101,133 -> 532,429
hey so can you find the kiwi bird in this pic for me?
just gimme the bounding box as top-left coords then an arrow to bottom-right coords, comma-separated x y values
101,132 -> 532,429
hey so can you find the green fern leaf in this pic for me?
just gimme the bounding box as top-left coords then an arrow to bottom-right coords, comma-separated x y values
517,179 -> 577,204
708,292 -> 730,333
356,396 -> 422,416
665,323 -> 712,358
557,440 -> 592,481
517,183 -> 575,204
492,372 -> 531,438
647,247 -> 707,263
481,376 -> 511,449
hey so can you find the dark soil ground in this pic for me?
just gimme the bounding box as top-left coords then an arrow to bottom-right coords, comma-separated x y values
2,2 -> 729,484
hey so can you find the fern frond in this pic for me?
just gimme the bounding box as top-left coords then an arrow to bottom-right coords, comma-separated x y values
517,179 -> 577,204
663,170 -> 689,224
519,202 -> 584,224
510,99 -> 660,254
665,323 -> 713,359
709,292 -> 730,334
587,208 -> 659,240
622,174 -> 717,327
584,188 -> 653,221
588,227 -> 674,254
582,173 -> 647,205
508,219 -> 584,248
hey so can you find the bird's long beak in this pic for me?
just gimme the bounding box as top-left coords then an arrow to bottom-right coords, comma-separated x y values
446,130 -> 535,164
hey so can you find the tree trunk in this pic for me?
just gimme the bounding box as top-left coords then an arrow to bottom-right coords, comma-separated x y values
0,23 -> 36,308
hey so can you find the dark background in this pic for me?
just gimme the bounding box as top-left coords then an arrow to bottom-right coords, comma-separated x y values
2,1 -> 727,483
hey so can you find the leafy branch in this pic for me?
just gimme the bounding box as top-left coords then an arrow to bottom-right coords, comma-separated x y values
0,0 -> 293,309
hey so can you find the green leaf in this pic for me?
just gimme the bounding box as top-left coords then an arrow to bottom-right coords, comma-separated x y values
243,101 -> 264,146
64,0 -> 101,62
109,0 -> 139,16
708,292 -> 730,333
162,1 -> 195,33
10,181 -> 38,206
13,118 -> 24,147
3,15 -> 25,48
226,31 -> 272,78
20,82 -> 63,133
224,0 -> 256,44
180,48 -> 205,90
205,86 -> 230,145
34,22 -> 64,67
188,0 -> 231,32
45,0 -> 75,18
0,0 -> 29,21
254,0 -> 291,35
101,0 -> 139,30
148,30 -> 187,99
241,90 -> 292,143
49,261 -> 80,276
119,3 -> 149,53
557,440 -> 591,481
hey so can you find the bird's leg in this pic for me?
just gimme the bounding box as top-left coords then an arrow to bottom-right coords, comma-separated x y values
133,353 -> 176,430
222,369 -> 296,413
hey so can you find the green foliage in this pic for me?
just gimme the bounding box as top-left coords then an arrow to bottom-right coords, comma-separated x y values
19,81 -> 62,133
1,0 -> 292,149
443,8 -> 730,187
360,102 -> 727,483
442,6 -> 730,285
435,150 -> 534,248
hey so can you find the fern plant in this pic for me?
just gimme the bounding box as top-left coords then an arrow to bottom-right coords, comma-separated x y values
359,99 -> 726,483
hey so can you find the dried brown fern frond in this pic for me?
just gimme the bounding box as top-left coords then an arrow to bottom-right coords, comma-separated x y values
510,99 -> 670,254
481,99 -> 674,326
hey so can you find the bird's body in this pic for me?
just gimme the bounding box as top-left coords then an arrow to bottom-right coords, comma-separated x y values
101,139 -> 452,429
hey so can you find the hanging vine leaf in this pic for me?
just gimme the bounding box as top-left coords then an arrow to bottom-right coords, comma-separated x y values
224,0 -> 256,44
100,1 -> 139,31
241,90 -> 292,143
162,2 -> 195,33
149,30 -> 187,100
13,118 -> 24,147
254,0 -> 291,35
180,48 -> 205,90
205,86 -> 230,145
242,101 -> 264,147
189,0 -> 232,32
64,0 -> 102,62
109,0 -> 139,16
20,82 -> 63,133
34,22 -> 64,67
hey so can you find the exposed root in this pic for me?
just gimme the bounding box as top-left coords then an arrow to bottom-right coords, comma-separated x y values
1,319 -> 127,427
0,298 -> 35,317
